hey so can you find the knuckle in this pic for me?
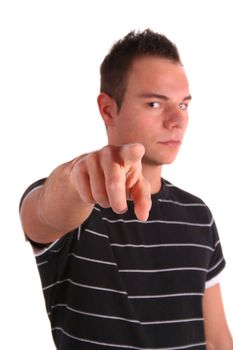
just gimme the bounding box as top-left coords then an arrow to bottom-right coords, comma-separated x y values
72,162 -> 86,179
72,155 -> 88,172
77,152 -> 99,175
80,192 -> 95,204
85,152 -> 98,166
100,145 -> 114,159
107,175 -> 124,191
75,182 -> 94,204
93,188 -> 107,202
94,197 -> 109,208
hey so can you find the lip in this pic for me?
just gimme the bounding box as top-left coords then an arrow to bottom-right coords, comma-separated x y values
158,140 -> 181,146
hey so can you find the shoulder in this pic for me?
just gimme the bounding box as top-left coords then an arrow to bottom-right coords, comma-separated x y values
163,179 -> 207,205
162,179 -> 214,225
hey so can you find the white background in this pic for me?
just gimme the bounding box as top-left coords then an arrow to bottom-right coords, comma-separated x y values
1,0 -> 232,348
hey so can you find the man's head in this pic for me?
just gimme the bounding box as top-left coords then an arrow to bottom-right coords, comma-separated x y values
98,30 -> 191,168
100,29 -> 181,110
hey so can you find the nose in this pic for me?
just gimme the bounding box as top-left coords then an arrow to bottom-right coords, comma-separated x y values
163,105 -> 188,130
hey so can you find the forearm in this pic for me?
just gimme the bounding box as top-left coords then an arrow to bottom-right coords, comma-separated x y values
203,284 -> 233,350
20,160 -> 94,243
206,336 -> 233,350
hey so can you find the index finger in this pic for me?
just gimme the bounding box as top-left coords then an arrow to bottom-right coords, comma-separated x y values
120,143 -> 145,189
129,177 -> 152,221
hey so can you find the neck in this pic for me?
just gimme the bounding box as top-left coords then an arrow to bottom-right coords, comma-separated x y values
142,162 -> 163,194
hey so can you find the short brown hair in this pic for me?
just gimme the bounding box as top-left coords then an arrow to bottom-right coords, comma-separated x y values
100,29 -> 181,110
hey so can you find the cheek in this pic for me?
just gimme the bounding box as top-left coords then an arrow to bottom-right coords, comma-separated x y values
122,120 -> 149,143
117,106 -> 163,138
183,116 -> 189,131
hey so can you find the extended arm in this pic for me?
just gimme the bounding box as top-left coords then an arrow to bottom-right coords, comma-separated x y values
20,144 -> 151,244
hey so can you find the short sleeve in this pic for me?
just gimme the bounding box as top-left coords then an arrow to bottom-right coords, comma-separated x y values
33,229 -> 79,312
19,178 -> 51,248
19,178 -> 47,210
205,219 -> 226,287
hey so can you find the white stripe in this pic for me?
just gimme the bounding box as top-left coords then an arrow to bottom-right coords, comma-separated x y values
20,184 -> 44,206
37,260 -> 48,267
110,243 -> 214,252
94,206 -> 101,212
51,304 -> 139,324
205,271 -> 223,289
208,257 -> 225,273
52,327 -> 206,349
158,199 -> 206,207
43,278 -> 127,295
119,267 -> 208,273
42,280 -> 204,299
85,228 -> 108,239
49,246 -> 63,253
77,226 -> 82,240
70,253 -> 117,266
34,238 -> 60,257
102,217 -> 214,227
128,292 -> 203,299
141,318 -> 203,325
50,303 -> 203,325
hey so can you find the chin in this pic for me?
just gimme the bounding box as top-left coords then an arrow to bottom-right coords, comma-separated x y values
163,159 -> 176,165
143,153 -> 178,166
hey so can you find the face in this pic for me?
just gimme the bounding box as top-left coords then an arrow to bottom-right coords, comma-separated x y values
108,56 -> 191,167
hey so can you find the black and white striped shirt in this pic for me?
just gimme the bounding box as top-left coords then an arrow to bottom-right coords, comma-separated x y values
24,179 -> 225,349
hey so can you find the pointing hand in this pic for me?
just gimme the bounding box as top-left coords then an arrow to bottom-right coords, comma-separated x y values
70,143 -> 152,221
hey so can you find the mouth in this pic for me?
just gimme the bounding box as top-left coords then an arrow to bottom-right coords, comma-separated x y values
158,140 -> 181,146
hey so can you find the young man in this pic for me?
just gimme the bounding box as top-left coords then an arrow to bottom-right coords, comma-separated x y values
20,30 -> 233,349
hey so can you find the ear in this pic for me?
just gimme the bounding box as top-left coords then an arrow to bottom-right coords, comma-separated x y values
97,93 -> 118,127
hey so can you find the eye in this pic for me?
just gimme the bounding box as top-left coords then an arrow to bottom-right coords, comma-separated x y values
147,102 -> 161,109
179,102 -> 188,110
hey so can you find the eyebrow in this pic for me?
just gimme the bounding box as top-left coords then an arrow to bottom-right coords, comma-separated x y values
137,93 -> 192,101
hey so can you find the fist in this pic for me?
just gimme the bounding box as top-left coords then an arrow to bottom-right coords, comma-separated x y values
70,143 -> 152,221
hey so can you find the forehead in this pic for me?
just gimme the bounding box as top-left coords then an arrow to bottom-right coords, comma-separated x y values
126,56 -> 189,96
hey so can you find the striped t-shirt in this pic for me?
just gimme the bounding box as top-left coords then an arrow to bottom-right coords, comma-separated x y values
24,178 -> 225,349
